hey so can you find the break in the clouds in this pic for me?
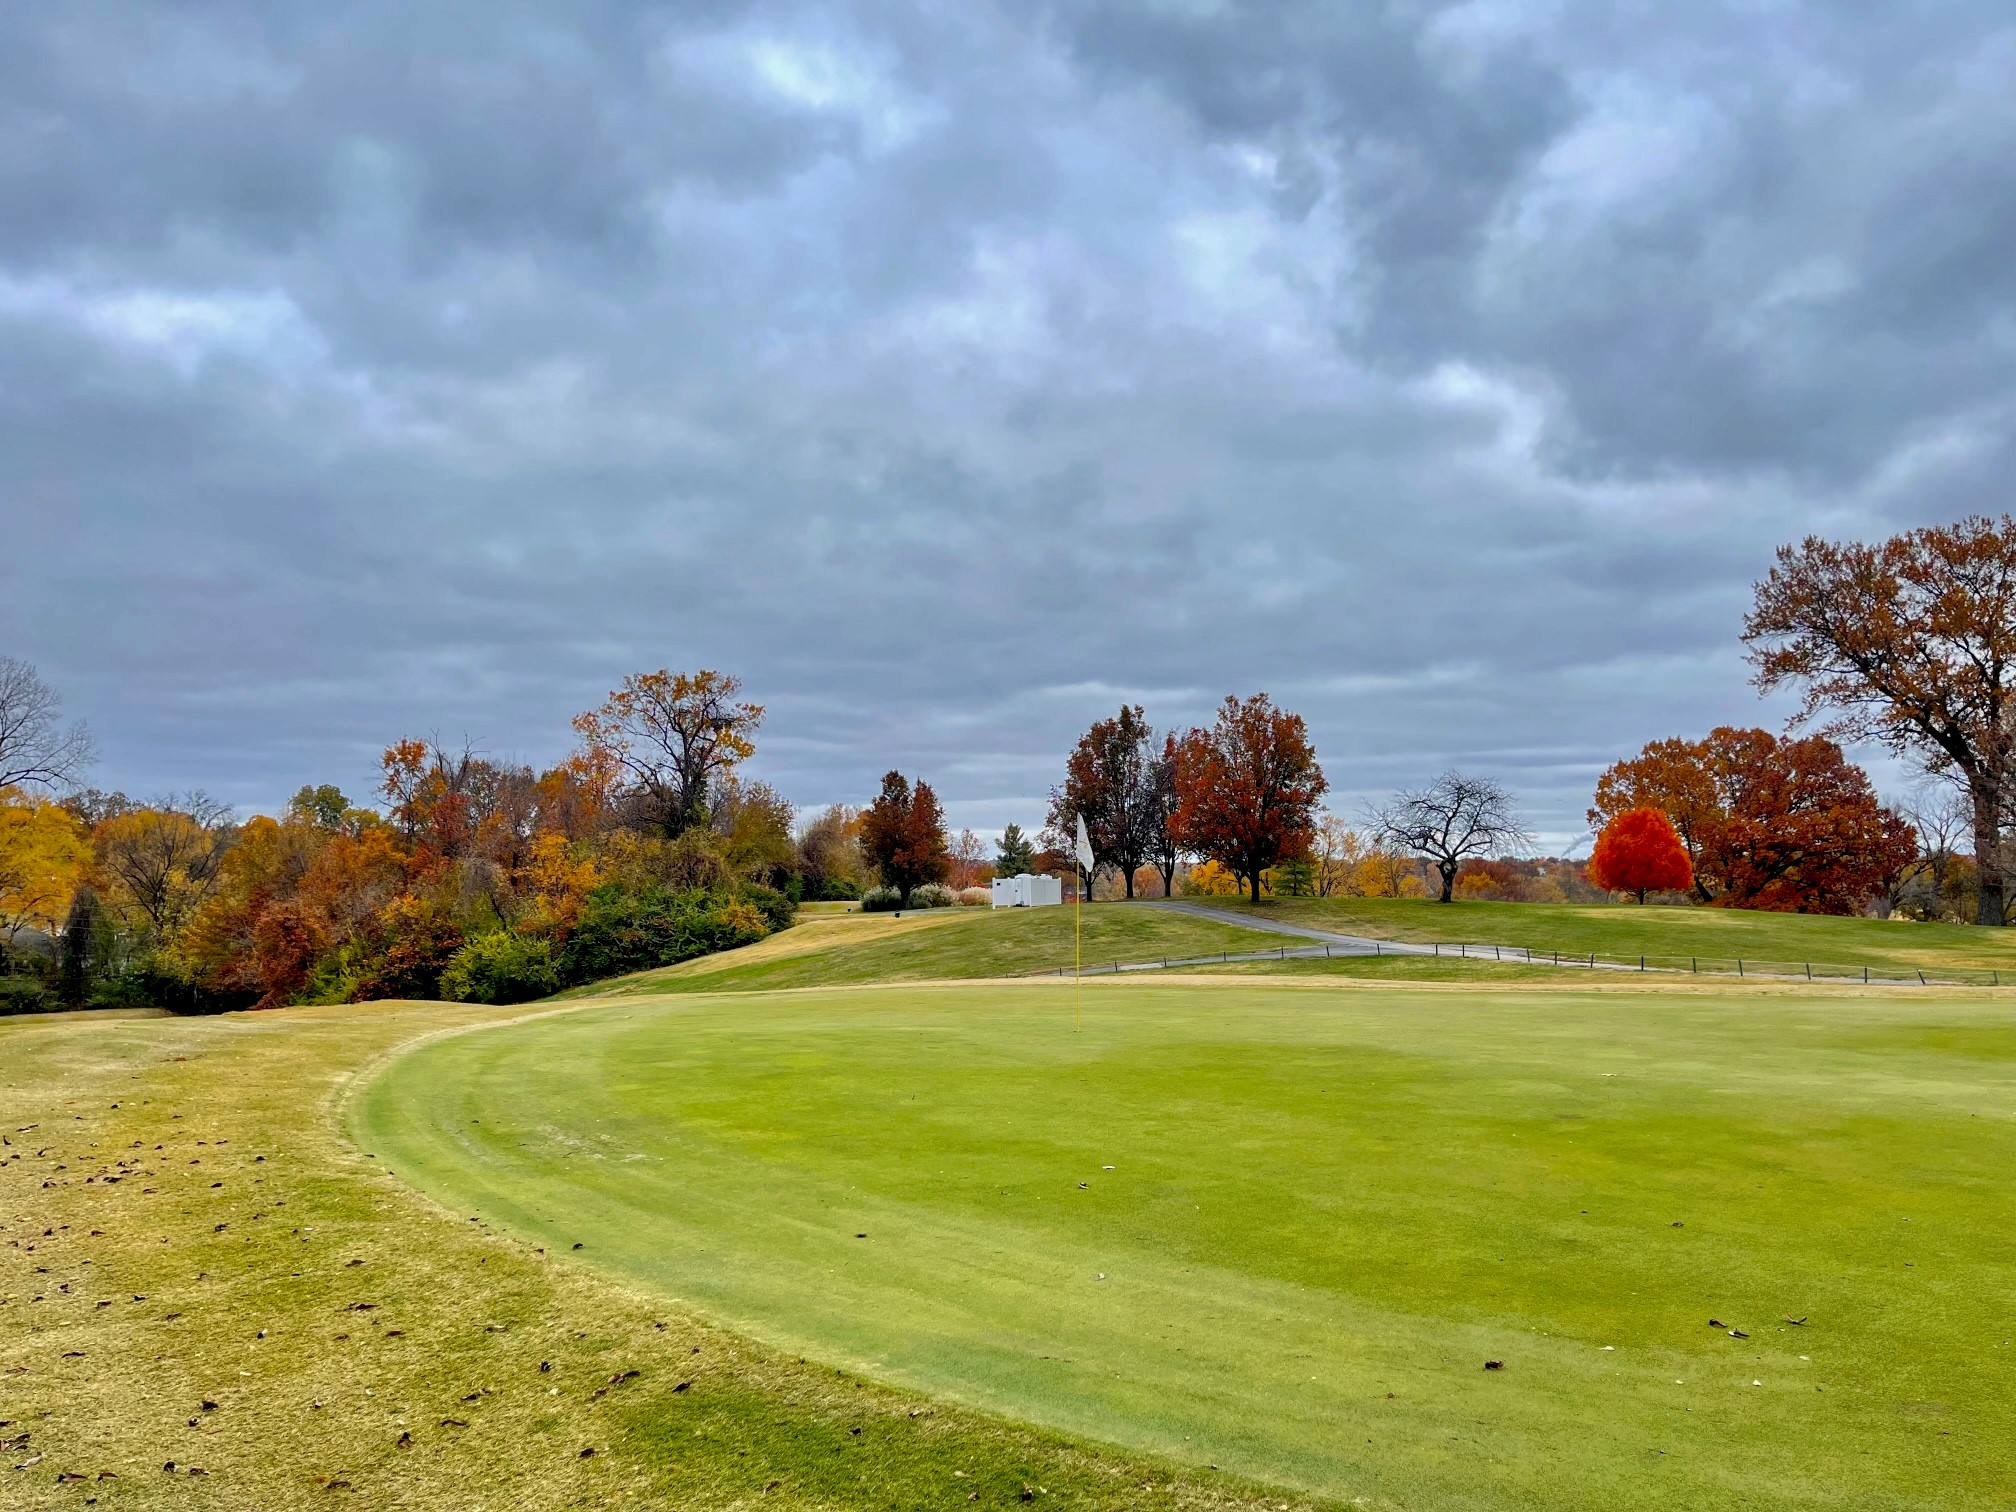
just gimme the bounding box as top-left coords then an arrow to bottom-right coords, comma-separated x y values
3,1 -> 2012,845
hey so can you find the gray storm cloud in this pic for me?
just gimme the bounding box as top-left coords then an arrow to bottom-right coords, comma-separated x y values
2,1 -> 2011,844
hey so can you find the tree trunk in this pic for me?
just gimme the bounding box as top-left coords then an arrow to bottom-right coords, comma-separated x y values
1124,867 -> 1135,899
1437,861 -> 1456,903
1250,871 -> 1264,903
1158,863 -> 1176,898
1637,888 -> 1647,905
1972,778 -> 2005,925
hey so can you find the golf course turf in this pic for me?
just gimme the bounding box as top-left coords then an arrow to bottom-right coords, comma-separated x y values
353,976 -> 2016,1511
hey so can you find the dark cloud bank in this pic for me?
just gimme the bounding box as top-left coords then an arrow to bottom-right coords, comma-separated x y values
3,1 -> 2012,845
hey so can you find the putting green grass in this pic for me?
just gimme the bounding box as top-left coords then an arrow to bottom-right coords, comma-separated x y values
561,902 -> 1289,998
353,978 -> 2016,1511
1203,896 -> 2016,975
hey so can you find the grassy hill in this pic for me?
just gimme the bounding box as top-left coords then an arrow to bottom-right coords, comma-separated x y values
1195,896 -> 2016,977
563,902 -> 1290,998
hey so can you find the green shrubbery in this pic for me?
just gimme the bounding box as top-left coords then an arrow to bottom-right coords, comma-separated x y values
436,880 -> 789,1005
440,931 -> 561,1004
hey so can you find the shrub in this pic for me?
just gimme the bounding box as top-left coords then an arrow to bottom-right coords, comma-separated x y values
738,882 -> 798,933
819,876 -> 863,901
441,931 -> 561,1005
556,883 -> 769,984
0,976 -> 55,1015
958,886 -> 991,906
862,882 -> 958,911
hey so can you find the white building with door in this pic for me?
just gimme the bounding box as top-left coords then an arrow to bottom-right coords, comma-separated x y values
990,873 -> 1063,908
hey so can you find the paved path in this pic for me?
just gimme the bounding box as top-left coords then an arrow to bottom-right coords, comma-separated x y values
1138,899 -> 1433,955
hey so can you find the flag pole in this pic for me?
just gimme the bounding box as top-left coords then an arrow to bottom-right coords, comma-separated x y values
1074,864 -> 1082,1033
1073,814 -> 1094,1034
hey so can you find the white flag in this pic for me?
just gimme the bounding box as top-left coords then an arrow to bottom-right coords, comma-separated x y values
1074,813 -> 1095,874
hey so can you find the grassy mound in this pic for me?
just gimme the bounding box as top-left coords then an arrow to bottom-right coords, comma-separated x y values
561,902 -> 1289,998
1199,897 -> 2016,975
355,978 -> 2016,1510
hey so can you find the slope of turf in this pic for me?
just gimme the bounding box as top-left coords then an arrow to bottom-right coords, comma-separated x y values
1200,896 -> 2016,974
562,902 -> 1290,998
352,978 -> 2016,1511
0,1001 -> 1296,1511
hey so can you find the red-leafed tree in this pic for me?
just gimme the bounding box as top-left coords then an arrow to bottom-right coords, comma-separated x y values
1744,516 -> 2016,925
1047,704 -> 1161,900
1170,693 -> 1327,903
1591,727 -> 1917,914
859,771 -> 949,907
1588,807 -> 1693,904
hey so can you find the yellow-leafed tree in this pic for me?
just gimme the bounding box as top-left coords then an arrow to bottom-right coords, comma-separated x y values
0,786 -> 92,951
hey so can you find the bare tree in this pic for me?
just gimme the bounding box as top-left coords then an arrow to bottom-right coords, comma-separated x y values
1901,782 -> 1972,919
0,658 -> 95,791
1370,772 -> 1529,904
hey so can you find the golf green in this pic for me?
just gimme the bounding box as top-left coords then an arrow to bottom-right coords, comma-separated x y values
350,980 -> 2016,1510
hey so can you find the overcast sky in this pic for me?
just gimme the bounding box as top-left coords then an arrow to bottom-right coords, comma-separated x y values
4,2 -> 2012,847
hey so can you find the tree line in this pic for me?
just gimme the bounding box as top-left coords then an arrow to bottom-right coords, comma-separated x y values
7,512 -> 2016,1014
0,666 -> 982,1014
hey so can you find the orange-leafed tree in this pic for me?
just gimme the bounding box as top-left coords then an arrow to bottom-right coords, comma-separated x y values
1588,808 -> 1693,904
1588,738 -> 1722,902
1047,705 -> 1162,900
1744,516 -> 2016,925
858,771 -> 949,907
1591,728 -> 1915,914
573,670 -> 763,838
1170,693 -> 1327,903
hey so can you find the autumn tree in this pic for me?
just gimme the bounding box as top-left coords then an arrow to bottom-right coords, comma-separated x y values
797,804 -> 865,899
1587,808 -> 1694,904
1048,705 -> 1163,900
573,670 -> 763,838
947,828 -> 991,891
1592,728 -> 1918,914
0,786 -> 92,957
1372,772 -> 1527,904
1588,738 -> 1722,902
709,773 -> 797,884
1311,812 -> 1367,898
859,771 -> 949,907
92,795 -> 236,942
993,822 -> 1036,878
287,784 -> 354,832
1744,516 -> 2016,925
0,658 -> 94,791
1355,844 -> 1423,898
1170,694 -> 1327,903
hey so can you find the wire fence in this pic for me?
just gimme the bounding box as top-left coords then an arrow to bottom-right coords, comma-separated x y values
1032,938 -> 2012,988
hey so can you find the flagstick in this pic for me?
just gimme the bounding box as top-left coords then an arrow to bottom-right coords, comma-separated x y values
1074,867 -> 1082,1033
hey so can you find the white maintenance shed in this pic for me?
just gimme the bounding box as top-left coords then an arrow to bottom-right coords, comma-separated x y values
991,872 -> 1063,908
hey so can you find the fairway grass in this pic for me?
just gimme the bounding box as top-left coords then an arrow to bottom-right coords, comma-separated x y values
1199,896 -> 2016,975
0,1001 -> 1303,1512
562,902 -> 1291,998
354,978 -> 2016,1511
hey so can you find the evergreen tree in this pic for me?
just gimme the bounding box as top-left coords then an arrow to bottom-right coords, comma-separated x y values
995,822 -> 1036,877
